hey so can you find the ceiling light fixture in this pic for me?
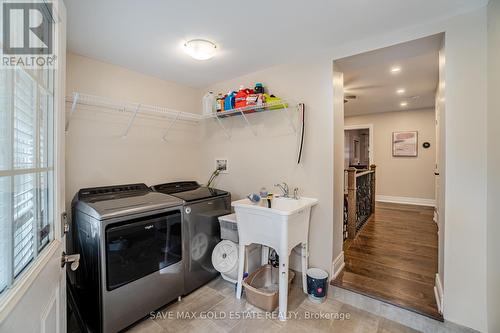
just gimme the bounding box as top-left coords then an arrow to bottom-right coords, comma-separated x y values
396,88 -> 406,94
400,101 -> 408,107
391,66 -> 402,74
184,39 -> 217,60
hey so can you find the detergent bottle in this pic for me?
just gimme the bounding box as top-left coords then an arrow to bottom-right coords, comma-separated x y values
224,91 -> 236,111
202,91 -> 216,116
254,82 -> 264,94
235,85 -> 252,109
216,93 -> 224,112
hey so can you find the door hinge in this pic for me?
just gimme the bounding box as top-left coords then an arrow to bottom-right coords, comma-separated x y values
61,212 -> 69,236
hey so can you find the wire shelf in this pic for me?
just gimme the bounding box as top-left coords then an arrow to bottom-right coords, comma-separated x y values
205,100 -> 298,139
204,100 -> 290,118
65,92 -> 300,141
65,92 -> 202,140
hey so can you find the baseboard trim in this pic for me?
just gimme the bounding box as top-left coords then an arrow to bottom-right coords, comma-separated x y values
331,251 -> 345,281
376,195 -> 436,207
434,273 -> 444,314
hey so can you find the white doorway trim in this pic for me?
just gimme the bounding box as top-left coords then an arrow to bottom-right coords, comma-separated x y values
344,124 -> 374,166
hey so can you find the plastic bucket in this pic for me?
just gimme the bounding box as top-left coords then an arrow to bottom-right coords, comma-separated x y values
306,268 -> 328,302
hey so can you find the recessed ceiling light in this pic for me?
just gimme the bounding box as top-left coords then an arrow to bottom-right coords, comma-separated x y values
396,88 -> 405,94
400,101 -> 408,107
184,39 -> 217,60
391,66 -> 402,73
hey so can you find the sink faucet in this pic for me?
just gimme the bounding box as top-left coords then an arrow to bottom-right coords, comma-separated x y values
293,188 -> 299,200
274,182 -> 290,198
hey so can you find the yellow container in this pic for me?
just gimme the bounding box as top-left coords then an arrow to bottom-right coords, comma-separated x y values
264,94 -> 288,110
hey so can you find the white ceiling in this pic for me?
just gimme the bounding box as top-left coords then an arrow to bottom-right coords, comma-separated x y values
65,0 -> 485,88
337,34 -> 442,116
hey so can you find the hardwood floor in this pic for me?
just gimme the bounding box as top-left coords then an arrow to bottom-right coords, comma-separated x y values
332,202 -> 443,321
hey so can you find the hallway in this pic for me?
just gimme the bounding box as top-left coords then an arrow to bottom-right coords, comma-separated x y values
332,202 -> 442,321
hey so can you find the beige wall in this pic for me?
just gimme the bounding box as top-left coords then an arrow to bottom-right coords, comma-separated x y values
487,0 -> 500,332
65,53 -> 202,206
200,58 -> 335,273
345,109 -> 436,201
441,9 -> 487,331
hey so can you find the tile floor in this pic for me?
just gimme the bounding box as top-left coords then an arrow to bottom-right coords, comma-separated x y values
123,275 -> 477,333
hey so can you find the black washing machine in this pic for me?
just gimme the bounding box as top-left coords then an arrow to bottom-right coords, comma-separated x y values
150,181 -> 231,294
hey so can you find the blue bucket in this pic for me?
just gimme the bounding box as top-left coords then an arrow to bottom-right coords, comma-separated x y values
306,268 -> 329,302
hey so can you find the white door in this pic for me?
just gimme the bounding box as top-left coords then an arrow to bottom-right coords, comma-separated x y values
435,47 -> 445,228
332,69 -> 345,271
0,1 -> 67,332
435,98 -> 441,223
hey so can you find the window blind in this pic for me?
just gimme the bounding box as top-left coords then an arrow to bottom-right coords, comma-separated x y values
0,67 -> 54,294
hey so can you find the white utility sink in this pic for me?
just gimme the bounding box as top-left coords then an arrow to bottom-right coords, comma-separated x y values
232,196 -> 318,321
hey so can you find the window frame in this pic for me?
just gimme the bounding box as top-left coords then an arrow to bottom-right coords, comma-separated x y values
0,0 -> 65,321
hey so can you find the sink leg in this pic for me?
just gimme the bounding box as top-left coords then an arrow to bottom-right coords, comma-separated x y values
278,253 -> 289,321
261,245 -> 269,265
301,242 -> 308,294
236,243 -> 245,299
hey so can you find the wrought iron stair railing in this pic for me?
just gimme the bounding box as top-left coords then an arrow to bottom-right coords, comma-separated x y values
343,165 -> 376,241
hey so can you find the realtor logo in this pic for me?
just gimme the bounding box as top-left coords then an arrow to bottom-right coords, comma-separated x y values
2,2 -> 53,55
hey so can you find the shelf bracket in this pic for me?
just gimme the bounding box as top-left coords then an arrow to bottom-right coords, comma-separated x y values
214,114 -> 231,139
122,104 -> 141,138
65,92 -> 79,133
162,111 -> 181,141
239,110 -> 257,136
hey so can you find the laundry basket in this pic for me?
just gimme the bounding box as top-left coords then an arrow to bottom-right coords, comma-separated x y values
243,264 -> 295,312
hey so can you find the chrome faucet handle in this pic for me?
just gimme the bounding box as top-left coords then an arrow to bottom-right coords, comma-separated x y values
293,188 -> 299,200
282,182 -> 289,196
274,182 -> 289,197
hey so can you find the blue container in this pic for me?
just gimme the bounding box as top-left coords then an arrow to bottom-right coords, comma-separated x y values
224,91 -> 236,110
306,268 -> 329,302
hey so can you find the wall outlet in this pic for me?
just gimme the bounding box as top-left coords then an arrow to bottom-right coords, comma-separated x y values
215,159 -> 229,174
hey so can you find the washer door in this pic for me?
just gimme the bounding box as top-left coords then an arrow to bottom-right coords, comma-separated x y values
183,197 -> 231,294
105,210 -> 182,290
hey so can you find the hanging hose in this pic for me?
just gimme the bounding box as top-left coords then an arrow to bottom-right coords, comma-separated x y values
297,103 -> 305,164
206,169 -> 221,188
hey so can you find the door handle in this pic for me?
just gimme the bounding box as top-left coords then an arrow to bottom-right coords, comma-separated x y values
434,172 -> 440,176
61,251 -> 80,271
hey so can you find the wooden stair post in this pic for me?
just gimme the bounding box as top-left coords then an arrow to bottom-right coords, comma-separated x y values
347,167 -> 357,239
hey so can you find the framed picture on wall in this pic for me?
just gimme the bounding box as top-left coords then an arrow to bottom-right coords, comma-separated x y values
392,131 -> 418,157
